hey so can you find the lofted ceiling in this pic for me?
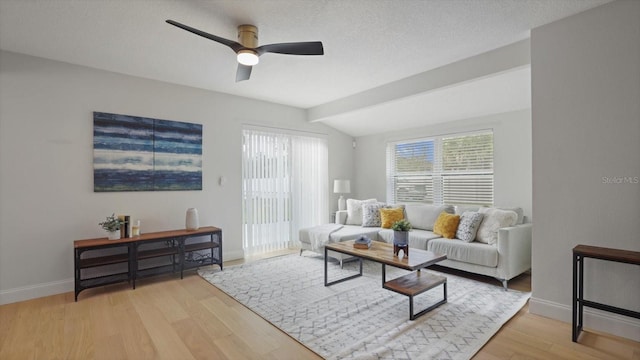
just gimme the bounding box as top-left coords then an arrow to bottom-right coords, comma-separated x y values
0,0 -> 611,136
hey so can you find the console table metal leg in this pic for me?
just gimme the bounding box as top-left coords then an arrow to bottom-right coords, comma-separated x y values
209,233 -> 214,270
218,232 -> 224,270
132,244 -> 137,289
572,253 -> 578,342
74,248 -> 80,302
179,239 -> 185,279
578,254 -> 584,338
128,243 -> 134,288
573,253 -> 587,342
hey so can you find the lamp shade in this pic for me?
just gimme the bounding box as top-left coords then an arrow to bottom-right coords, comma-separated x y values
333,179 -> 351,194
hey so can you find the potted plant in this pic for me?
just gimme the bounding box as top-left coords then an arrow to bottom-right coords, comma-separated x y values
391,219 -> 411,256
392,219 -> 412,232
99,213 -> 122,240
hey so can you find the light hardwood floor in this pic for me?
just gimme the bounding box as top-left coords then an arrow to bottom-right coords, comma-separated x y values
1,250 -> 638,359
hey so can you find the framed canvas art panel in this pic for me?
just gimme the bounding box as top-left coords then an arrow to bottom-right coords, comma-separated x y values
93,112 -> 202,192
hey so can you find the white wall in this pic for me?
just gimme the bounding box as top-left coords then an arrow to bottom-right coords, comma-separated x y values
531,0 -> 640,341
0,50 -> 354,304
352,109 -> 532,220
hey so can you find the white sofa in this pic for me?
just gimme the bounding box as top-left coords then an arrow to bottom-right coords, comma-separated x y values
299,203 -> 532,290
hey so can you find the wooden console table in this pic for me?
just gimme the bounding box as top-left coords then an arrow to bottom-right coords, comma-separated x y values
572,244 -> 640,342
74,226 -> 222,301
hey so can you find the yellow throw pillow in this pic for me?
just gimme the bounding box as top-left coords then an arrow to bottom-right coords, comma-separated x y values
380,207 -> 405,229
433,212 -> 461,239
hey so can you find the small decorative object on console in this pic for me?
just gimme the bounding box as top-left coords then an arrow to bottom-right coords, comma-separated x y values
131,220 -> 141,236
118,214 -> 130,238
353,236 -> 372,249
186,208 -> 200,230
99,213 -> 122,240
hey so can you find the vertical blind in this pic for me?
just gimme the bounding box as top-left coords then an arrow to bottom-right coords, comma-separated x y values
242,127 -> 328,255
387,131 -> 494,206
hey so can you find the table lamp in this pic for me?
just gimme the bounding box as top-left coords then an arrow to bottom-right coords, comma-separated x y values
333,179 -> 351,211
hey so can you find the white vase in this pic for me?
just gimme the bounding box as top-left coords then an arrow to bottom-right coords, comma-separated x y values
107,230 -> 121,240
186,208 -> 199,230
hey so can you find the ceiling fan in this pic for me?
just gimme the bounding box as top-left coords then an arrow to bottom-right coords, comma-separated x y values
166,20 -> 324,82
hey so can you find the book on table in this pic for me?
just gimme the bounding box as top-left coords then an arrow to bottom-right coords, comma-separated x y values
353,236 -> 372,249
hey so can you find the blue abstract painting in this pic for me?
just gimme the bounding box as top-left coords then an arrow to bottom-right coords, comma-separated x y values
93,112 -> 202,192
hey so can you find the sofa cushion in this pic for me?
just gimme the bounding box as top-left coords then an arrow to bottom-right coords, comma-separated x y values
456,211 -> 484,242
345,198 -> 377,225
455,205 -> 480,215
476,208 -> 517,245
328,225 -> 380,242
433,212 -> 460,239
428,238 -> 498,267
380,207 -> 405,228
404,204 -> 455,231
377,228 -> 440,250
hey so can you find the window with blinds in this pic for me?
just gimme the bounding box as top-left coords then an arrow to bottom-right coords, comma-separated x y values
387,131 -> 493,206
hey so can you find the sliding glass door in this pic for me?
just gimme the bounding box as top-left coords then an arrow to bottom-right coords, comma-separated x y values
242,127 -> 328,255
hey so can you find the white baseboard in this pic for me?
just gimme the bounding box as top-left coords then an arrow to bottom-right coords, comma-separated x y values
224,250 -> 245,261
529,296 -> 640,342
0,278 -> 74,305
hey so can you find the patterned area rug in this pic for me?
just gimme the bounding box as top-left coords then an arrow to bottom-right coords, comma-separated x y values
199,253 -> 530,360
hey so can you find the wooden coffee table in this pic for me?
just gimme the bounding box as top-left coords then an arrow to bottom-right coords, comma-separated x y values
324,240 -> 447,320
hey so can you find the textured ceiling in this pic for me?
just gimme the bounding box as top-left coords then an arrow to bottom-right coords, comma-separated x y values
0,0 -> 611,135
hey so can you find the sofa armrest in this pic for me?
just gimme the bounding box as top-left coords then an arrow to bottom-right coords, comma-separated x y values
496,223 -> 532,280
335,210 -> 348,225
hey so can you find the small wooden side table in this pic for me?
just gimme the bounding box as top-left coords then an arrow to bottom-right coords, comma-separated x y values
572,244 -> 640,342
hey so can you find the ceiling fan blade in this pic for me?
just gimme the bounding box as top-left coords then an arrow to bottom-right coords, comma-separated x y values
236,64 -> 252,82
166,20 -> 244,53
256,41 -> 324,56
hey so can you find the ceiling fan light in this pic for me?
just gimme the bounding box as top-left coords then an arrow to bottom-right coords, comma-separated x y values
237,50 -> 259,66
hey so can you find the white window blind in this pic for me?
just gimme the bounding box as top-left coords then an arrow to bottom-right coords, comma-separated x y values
386,139 -> 436,203
387,131 -> 493,206
242,127 -> 328,255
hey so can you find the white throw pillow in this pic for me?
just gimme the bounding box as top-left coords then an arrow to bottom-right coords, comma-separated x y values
476,208 -> 518,245
503,207 -> 525,225
346,198 -> 377,225
481,206 -> 525,225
